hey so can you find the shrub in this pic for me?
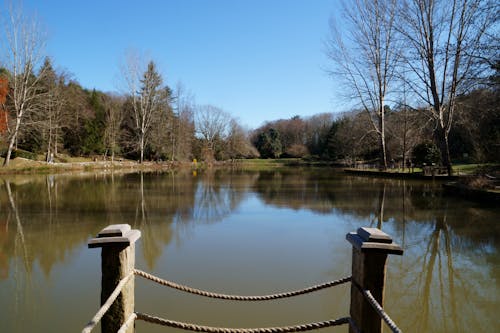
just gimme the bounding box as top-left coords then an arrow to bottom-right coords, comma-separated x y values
412,142 -> 441,166
1,149 -> 37,160
285,144 -> 309,158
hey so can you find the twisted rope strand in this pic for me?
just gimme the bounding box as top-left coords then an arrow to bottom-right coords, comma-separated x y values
134,269 -> 351,301
117,313 -> 137,333
135,312 -> 350,333
362,290 -> 402,333
82,272 -> 134,333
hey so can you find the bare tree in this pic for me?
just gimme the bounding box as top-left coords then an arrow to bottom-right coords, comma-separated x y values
327,0 -> 400,169
387,103 -> 428,171
103,94 -> 124,162
148,95 -> 173,161
0,72 -> 8,137
122,51 -> 167,163
274,116 -> 307,154
304,113 -> 335,156
1,2 -> 47,166
397,0 -> 496,174
33,57 -> 68,162
225,119 -> 257,160
334,111 -> 379,166
195,104 -> 230,160
171,82 -> 195,161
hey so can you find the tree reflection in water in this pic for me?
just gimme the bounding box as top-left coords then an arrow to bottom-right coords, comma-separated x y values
389,186 -> 497,332
127,170 -> 252,270
0,170 -> 497,333
253,171 -> 498,332
192,171 -> 241,224
410,210 -> 458,332
3,179 -> 33,320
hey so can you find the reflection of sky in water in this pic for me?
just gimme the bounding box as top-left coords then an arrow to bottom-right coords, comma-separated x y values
0,170 -> 498,333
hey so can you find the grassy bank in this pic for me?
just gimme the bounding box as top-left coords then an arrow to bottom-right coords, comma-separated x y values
230,159 -> 344,171
0,156 -> 188,174
0,155 -> 496,176
344,163 -> 498,176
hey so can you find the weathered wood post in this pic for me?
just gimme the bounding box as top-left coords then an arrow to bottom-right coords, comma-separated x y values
89,224 -> 141,333
347,227 -> 403,333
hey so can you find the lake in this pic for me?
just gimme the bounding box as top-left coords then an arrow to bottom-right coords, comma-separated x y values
0,169 -> 498,332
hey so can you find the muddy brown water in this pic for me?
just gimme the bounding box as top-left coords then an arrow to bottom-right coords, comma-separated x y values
0,169 -> 498,332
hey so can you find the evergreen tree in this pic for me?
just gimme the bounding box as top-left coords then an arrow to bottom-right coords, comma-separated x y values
255,128 -> 282,158
125,60 -> 167,162
81,90 -> 106,155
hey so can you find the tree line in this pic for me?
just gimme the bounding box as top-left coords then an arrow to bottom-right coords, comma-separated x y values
0,1 -> 498,168
323,0 -> 498,172
251,88 -> 498,166
0,3 -> 259,166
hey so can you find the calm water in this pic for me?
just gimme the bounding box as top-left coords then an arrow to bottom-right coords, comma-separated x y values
0,169 -> 498,332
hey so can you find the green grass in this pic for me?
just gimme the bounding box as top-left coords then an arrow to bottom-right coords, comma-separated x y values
234,158 -> 290,170
238,159 -> 496,173
346,167 -> 423,173
347,163 -> 498,175
453,163 -> 499,175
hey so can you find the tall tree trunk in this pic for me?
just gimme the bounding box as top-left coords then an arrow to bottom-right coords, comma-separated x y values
379,106 -> 388,170
54,128 -> 58,156
434,125 -> 452,175
4,118 -> 22,166
4,135 -> 16,166
139,134 -> 144,163
46,119 -> 53,162
402,108 -> 408,172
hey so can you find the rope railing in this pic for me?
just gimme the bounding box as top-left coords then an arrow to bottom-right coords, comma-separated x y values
134,312 -> 351,333
81,271 -> 134,333
84,225 -> 405,333
117,313 -> 137,333
134,269 -> 351,301
82,272 -> 400,333
360,289 -> 402,333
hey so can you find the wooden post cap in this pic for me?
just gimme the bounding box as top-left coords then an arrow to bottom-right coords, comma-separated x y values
88,224 -> 141,248
346,227 -> 403,255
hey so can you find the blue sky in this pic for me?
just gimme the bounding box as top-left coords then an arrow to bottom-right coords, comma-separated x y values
21,0 -> 342,129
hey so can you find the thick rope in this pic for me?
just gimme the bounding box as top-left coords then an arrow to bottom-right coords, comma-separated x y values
134,269 -> 351,301
362,290 -> 402,333
135,312 -> 350,333
117,313 -> 137,333
82,272 -> 134,333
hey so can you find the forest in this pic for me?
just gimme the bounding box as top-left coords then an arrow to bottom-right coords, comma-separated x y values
0,0 -> 498,169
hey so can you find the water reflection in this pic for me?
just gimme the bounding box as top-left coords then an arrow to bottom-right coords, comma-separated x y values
0,170 -> 258,275
0,170 -> 498,278
0,169 -> 498,332
4,180 -> 30,276
251,171 -> 499,331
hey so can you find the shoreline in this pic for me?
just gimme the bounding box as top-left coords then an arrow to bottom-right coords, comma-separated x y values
443,181 -> 500,204
0,157 -> 191,175
343,168 -> 460,180
343,168 -> 500,203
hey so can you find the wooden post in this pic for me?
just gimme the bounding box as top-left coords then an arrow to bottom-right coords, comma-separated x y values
346,227 -> 403,333
89,224 -> 141,333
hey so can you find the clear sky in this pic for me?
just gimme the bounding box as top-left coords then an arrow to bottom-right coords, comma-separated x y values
20,0 -> 342,129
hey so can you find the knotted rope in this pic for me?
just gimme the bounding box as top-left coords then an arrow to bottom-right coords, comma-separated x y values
134,269 -> 351,301
135,312 -> 350,333
82,272 -> 134,333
